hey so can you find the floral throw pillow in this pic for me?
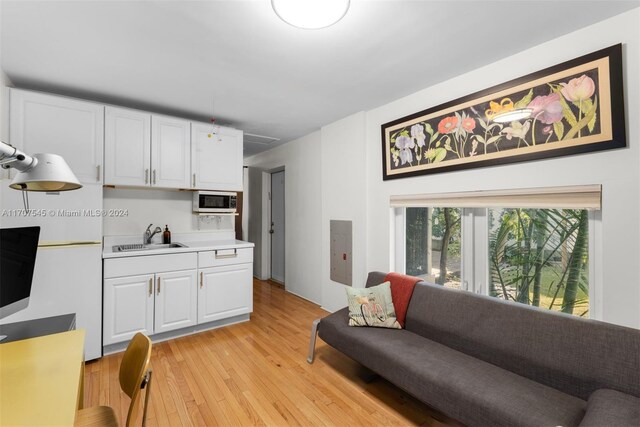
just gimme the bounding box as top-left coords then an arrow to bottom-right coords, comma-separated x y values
346,282 -> 401,329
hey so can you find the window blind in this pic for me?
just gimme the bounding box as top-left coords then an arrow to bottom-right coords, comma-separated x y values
390,185 -> 601,210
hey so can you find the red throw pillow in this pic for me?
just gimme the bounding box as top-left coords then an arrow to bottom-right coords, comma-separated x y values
384,272 -> 421,328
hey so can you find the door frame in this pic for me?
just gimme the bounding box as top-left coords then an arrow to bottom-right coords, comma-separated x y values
260,166 -> 285,283
270,169 -> 285,284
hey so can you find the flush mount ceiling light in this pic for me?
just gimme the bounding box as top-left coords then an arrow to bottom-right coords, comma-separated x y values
272,0 -> 350,29
491,108 -> 534,123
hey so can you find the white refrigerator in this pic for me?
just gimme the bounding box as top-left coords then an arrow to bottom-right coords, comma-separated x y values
0,88 -> 104,360
0,184 -> 103,360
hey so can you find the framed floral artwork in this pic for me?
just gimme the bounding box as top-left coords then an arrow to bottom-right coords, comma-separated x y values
381,44 -> 625,180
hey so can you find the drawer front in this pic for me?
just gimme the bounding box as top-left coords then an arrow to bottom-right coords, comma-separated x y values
104,252 -> 197,278
198,247 -> 253,268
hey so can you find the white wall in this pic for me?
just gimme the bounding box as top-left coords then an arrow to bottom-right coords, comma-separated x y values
0,70 -> 11,141
247,167 -> 264,276
245,131 -> 323,304
363,10 -> 640,329
242,167 -> 249,241
0,70 -> 12,181
248,9 -> 640,329
0,0 -> 9,143
103,188 -> 233,236
320,112 -> 368,312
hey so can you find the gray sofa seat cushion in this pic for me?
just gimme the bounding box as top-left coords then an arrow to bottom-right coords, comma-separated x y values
579,389 -> 640,427
319,308 -> 586,427
404,282 -> 640,401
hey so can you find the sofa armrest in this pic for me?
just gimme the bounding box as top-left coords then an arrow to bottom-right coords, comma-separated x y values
579,389 -> 640,426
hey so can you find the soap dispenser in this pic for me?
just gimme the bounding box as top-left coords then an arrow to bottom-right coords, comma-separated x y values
163,225 -> 171,244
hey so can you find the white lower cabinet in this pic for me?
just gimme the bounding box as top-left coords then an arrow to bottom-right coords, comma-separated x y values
103,269 -> 197,345
198,264 -> 253,323
103,274 -> 155,345
103,253 -> 198,345
154,270 -> 198,334
103,247 -> 253,348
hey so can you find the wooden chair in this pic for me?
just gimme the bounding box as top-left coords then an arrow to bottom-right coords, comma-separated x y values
75,333 -> 153,427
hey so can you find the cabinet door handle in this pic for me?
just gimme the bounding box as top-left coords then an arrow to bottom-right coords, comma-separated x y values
215,249 -> 238,259
153,169 -> 157,185
193,173 -> 196,188
200,271 -> 203,288
148,278 -> 153,296
157,277 -> 161,294
145,169 -> 149,184
96,165 -> 101,182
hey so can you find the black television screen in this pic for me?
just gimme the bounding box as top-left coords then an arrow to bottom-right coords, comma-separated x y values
0,226 -> 40,317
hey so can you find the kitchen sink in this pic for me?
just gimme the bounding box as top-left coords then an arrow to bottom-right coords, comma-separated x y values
145,243 -> 187,249
112,242 -> 187,252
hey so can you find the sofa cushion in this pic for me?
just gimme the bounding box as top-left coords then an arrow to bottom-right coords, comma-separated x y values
345,282 -> 401,329
319,308 -> 586,427
403,280 -> 640,401
579,389 -> 640,427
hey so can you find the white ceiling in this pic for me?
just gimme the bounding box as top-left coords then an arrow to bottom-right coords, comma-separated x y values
1,0 -> 638,157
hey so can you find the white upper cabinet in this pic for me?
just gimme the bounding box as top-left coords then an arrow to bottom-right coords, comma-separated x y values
152,115 -> 191,189
192,123 -> 243,191
9,89 -> 104,184
105,111 -> 191,189
11,89 -> 244,191
104,107 -> 151,186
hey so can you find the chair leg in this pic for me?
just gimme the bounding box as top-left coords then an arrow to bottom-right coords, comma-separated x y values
142,370 -> 153,427
307,318 -> 321,364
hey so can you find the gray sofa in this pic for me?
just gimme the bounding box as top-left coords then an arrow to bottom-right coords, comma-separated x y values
309,272 -> 640,427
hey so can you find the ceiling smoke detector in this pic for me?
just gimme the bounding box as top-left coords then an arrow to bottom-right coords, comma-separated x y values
271,0 -> 350,30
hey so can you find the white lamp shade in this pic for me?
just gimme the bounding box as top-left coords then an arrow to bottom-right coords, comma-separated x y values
9,153 -> 82,191
272,0 -> 350,29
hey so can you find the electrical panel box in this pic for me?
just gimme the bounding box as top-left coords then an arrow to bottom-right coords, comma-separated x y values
330,220 -> 352,286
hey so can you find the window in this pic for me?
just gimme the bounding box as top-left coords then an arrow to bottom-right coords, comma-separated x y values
488,208 -> 589,317
394,186 -> 599,318
406,208 -> 462,289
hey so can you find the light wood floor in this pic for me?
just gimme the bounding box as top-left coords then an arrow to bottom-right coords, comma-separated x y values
83,279 -> 460,426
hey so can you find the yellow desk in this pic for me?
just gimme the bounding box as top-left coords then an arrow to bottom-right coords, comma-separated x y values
0,329 -> 85,427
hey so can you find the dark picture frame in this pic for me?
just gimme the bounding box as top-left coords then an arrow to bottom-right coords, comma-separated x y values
381,44 -> 626,180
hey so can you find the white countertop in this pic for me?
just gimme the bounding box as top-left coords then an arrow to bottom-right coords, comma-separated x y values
103,238 -> 254,259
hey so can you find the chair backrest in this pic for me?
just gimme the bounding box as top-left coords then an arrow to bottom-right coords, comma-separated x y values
119,333 -> 152,427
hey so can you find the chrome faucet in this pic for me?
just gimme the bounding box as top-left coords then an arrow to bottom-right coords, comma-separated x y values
144,224 -> 163,245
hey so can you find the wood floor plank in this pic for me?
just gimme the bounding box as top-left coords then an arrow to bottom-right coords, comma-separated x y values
97,355 -> 109,407
108,354 -> 122,421
83,278 -> 459,426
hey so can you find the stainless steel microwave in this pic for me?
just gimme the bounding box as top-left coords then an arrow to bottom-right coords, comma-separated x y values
193,191 -> 237,213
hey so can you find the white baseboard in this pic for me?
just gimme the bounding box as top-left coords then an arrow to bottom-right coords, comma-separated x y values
101,313 -> 251,356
